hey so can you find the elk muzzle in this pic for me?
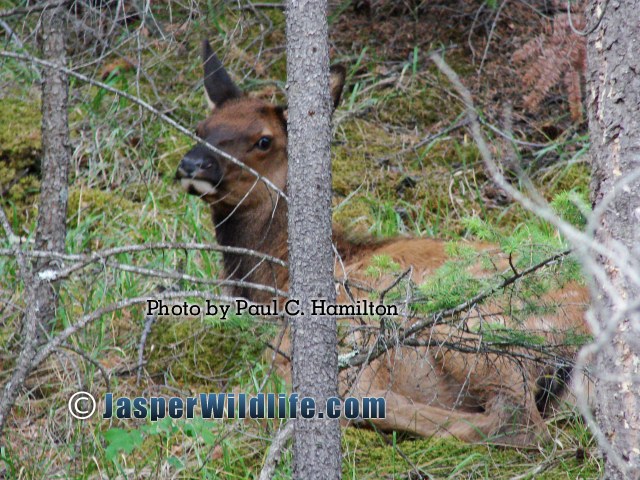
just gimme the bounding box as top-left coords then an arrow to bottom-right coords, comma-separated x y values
175,144 -> 223,196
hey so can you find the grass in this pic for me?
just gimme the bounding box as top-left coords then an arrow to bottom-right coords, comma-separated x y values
341,422 -> 599,479
0,1 -> 599,478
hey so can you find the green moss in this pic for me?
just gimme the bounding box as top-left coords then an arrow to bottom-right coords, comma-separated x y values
0,97 -> 41,161
2,171 -> 40,225
331,119 -> 500,238
67,186 -> 140,219
0,97 -> 42,225
376,83 -> 458,129
332,120 -> 386,195
146,315 -> 276,386
343,428 -> 599,479
333,195 -> 375,233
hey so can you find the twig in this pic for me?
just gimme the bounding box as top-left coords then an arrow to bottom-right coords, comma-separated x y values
567,0 -> 609,36
345,249 -> 572,369
0,207 -> 37,436
258,421 -> 294,480
0,50 -> 288,202
0,206 -> 29,281
479,117 -> 554,148
59,344 -> 112,392
136,312 -> 157,385
376,117 -> 469,165
508,253 -> 519,276
238,2 -> 285,11
94,260 -> 289,298
379,267 -> 412,303
477,0 -> 507,76
0,0 -> 70,19
0,242 -> 287,282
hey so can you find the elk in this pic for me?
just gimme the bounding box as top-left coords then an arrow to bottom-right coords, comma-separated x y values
175,40 -> 591,445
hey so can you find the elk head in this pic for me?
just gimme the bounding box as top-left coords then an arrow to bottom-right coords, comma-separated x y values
176,39 -> 346,223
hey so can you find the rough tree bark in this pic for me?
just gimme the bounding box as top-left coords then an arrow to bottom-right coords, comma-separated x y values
587,1 -> 640,478
285,0 -> 341,479
35,6 -> 70,328
0,6 -> 69,435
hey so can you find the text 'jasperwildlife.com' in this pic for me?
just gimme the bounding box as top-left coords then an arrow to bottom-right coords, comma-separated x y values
68,392 -> 386,421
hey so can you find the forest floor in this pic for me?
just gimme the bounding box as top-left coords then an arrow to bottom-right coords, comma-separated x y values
0,0 -> 599,478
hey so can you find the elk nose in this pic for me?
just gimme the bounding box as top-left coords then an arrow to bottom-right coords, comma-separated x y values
177,152 -> 204,179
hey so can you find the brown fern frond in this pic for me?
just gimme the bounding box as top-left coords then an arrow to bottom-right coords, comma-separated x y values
523,50 -> 564,111
512,37 -> 544,64
565,68 -> 583,122
511,1 -> 587,122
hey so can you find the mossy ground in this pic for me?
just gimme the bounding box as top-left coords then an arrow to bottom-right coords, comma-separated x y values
0,96 -> 42,228
0,1 -> 597,478
342,427 -> 598,479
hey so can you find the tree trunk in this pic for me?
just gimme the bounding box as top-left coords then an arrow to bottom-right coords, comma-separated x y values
285,0 -> 341,478
587,1 -> 640,478
35,6 -> 70,329
0,6 -> 69,435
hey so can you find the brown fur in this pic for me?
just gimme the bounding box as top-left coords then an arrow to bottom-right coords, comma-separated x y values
175,42 -> 591,444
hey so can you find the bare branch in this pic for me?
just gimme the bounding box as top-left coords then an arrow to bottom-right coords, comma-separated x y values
258,421 -> 294,480
0,242 -> 287,281
0,50 -> 288,202
136,312 -> 156,385
0,0 -> 70,19
345,248 -> 573,369
428,50 -> 640,475
32,290 -> 272,367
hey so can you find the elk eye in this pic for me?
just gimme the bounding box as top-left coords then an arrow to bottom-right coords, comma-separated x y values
256,136 -> 272,151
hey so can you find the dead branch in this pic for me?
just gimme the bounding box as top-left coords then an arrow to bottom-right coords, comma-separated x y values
257,420 -> 294,480
0,50 -> 288,202
427,49 -> 640,475
0,0 -> 71,19
375,117 -> 469,165
136,312 -> 157,385
345,248 -> 573,369
0,242 -> 287,279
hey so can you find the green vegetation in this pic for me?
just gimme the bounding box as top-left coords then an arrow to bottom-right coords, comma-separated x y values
0,1 -> 597,478
0,97 -> 41,227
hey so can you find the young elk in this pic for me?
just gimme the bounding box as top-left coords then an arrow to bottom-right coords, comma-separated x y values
175,40 -> 591,445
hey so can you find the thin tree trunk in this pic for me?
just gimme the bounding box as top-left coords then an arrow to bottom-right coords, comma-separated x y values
285,0 -> 341,478
587,1 -> 640,478
35,6 -> 70,328
0,6 -> 69,435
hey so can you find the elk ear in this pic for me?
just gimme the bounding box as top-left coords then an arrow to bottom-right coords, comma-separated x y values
282,64 -> 347,121
278,106 -> 289,123
279,64 -> 346,120
329,64 -> 346,110
202,39 -> 242,110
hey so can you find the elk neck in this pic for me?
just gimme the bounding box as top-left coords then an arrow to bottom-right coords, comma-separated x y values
210,190 -> 289,303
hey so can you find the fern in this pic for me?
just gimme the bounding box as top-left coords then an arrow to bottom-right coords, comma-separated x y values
512,0 -> 587,122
